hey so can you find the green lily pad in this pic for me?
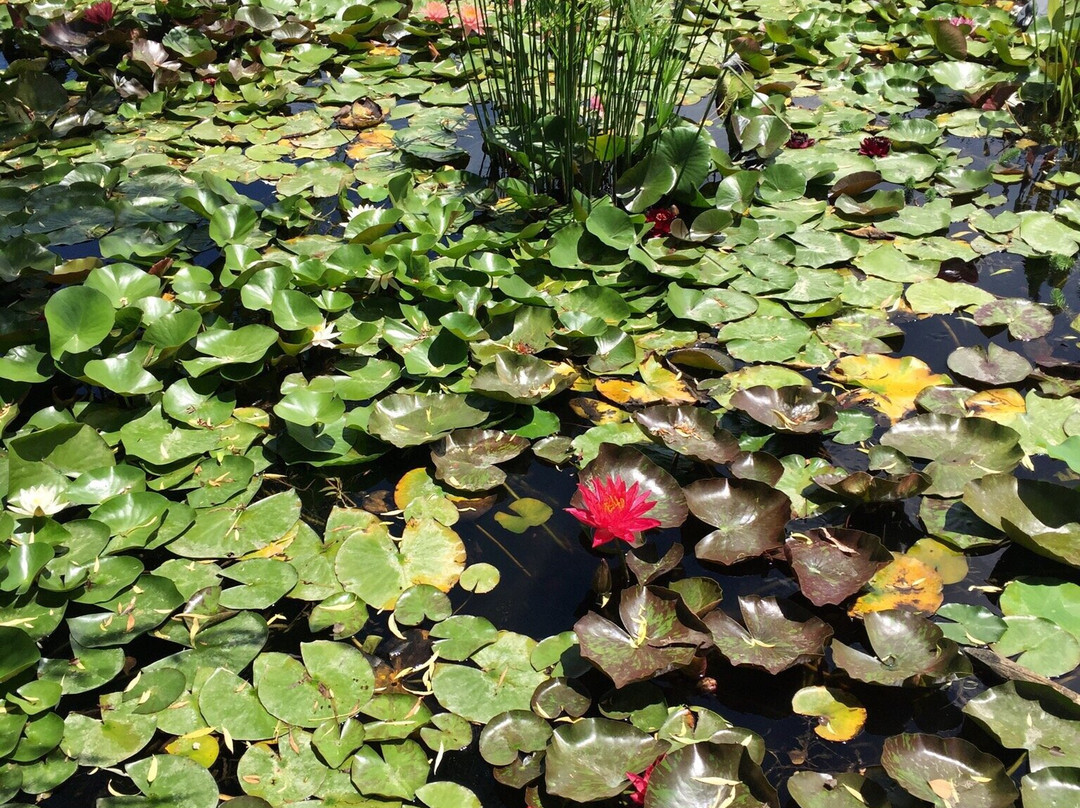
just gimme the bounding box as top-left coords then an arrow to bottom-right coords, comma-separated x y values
431,632 -> 547,723
965,681 -> 1080,770
368,393 -> 489,447
832,609 -> 968,686
788,771 -> 890,808
1022,767 -> 1080,808
881,415 -> 1023,497
964,475 -> 1080,568
544,717 -> 666,802
644,741 -> 777,808
431,429 -> 528,491
792,687 -> 866,742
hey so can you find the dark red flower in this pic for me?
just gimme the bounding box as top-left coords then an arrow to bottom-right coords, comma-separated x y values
627,757 -> 663,805
83,1 -> 115,26
785,131 -> 815,149
565,476 -> 661,548
859,135 -> 891,157
644,206 -> 677,237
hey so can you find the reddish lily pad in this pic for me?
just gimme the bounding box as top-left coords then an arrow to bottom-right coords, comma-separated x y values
704,596 -> 833,675
729,385 -> 838,434
785,528 -> 893,607
574,585 -> 711,688
947,344 -> 1033,385
430,429 -> 529,491
813,470 -> 930,504
685,478 -> 791,565
632,405 -> 740,464
880,733 -> 1018,808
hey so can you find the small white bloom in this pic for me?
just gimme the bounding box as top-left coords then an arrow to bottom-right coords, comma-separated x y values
7,484 -> 69,518
347,203 -> 380,222
308,320 -> 341,350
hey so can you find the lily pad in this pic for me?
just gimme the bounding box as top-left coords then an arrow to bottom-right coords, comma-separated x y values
643,741 -> 777,808
706,596 -> 833,674
785,528 -> 892,607
685,478 -> 791,565
832,609 -> 968,686
632,405 -> 740,464
947,344 -> 1033,385
791,686 -> 867,742
544,717 -> 666,802
729,385 -> 838,434
880,733 -> 1018,808
881,415 -> 1023,496
963,474 -> 1080,568
431,429 -> 528,491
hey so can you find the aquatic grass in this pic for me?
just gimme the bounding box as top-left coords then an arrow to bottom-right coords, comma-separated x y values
456,0 -> 722,200
1025,0 -> 1080,140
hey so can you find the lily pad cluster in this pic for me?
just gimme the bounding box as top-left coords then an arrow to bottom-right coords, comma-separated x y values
0,0 -> 1079,804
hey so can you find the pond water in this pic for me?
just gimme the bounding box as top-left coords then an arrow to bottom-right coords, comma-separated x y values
7,2 -> 1080,807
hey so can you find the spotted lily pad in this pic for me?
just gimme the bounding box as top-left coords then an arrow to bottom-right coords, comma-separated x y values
785,528 -> 892,607
788,771 -> 890,808
575,585 -> 711,688
947,344 -> 1033,385
880,733 -> 1018,808
705,596 -> 831,675
632,405 -> 740,464
850,555 -> 944,616
827,355 -> 950,421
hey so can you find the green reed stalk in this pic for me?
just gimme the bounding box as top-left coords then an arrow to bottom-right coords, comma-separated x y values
457,0 -> 720,200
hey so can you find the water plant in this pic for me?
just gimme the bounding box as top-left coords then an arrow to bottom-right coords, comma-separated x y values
456,0 -> 719,200
1019,0 -> 1080,139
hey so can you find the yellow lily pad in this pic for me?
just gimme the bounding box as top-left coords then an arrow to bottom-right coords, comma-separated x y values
791,686 -> 867,742
906,538 -> 969,585
827,355 -> 950,422
850,555 -> 944,616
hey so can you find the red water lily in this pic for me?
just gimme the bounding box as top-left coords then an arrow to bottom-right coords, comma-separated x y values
565,476 -> 661,548
83,0 -> 115,27
644,206 -> 677,237
785,131 -> 815,149
627,757 -> 663,805
859,135 -> 891,157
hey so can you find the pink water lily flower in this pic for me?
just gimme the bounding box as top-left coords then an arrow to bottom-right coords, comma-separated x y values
458,3 -> 486,35
420,1 -> 451,23
84,0 -> 115,26
627,757 -> 663,805
565,476 -> 661,548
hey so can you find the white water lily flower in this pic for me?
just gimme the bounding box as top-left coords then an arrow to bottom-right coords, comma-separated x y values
308,320 -> 342,349
347,203 -> 379,222
7,484 -> 69,518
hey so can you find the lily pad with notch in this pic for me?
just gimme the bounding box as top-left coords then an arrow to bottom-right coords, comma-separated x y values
431,429 -> 528,491
832,609 -> 969,686
685,477 -> 791,565
705,595 -> 832,675
633,405 -> 740,464
880,733 -> 1018,808
785,528 -> 893,607
729,385 -> 838,434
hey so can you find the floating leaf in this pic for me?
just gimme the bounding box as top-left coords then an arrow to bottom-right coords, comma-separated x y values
965,681 -> 1080,771
644,741 -> 777,808
788,771 -> 890,808
964,474 -> 1080,568
431,429 -> 528,491
575,585 -> 710,688
632,405 -> 739,464
880,733 -> 1018,808
832,609 -> 968,686
685,478 -> 791,565
850,555 -> 944,617
544,717 -> 666,802
706,596 -> 832,674
729,385 -> 838,434
785,528 -> 892,607
791,687 -> 867,742
827,355 -> 950,421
